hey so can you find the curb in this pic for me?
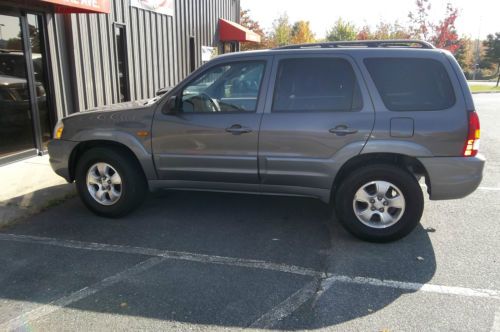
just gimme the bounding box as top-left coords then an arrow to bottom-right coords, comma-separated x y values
0,185 -> 76,229
471,90 -> 500,94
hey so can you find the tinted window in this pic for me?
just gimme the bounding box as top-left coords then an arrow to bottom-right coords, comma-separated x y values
364,58 -> 455,111
181,61 -> 265,113
272,58 -> 362,112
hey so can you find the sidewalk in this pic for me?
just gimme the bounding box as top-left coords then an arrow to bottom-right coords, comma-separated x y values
0,155 -> 76,228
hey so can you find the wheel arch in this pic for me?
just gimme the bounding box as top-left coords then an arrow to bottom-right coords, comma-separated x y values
331,152 -> 430,201
68,140 -> 155,183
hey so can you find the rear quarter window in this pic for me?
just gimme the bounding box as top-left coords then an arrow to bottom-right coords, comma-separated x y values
364,58 -> 455,111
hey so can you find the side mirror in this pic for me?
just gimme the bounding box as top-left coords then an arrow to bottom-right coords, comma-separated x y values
163,95 -> 178,114
156,86 -> 171,96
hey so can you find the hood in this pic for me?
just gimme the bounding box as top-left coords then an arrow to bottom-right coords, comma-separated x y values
66,97 -> 161,118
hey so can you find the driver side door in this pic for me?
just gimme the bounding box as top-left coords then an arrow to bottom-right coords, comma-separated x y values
152,56 -> 271,184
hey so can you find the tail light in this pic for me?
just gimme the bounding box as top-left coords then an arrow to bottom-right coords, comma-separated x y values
463,111 -> 480,157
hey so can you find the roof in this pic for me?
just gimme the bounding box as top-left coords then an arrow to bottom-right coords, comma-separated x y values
218,19 -> 261,43
213,43 -> 444,61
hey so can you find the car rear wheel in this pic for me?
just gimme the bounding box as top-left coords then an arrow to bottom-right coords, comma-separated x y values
334,164 -> 424,242
75,147 -> 147,217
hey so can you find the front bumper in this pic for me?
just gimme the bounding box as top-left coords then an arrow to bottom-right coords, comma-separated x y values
418,154 -> 485,200
47,139 -> 79,182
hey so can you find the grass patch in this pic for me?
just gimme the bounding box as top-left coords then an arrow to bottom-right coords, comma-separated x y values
468,85 -> 500,93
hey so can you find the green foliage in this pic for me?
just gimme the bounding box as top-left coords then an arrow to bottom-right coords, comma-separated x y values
454,37 -> 472,71
325,18 -> 357,41
482,33 -> 500,86
482,33 -> 500,68
270,13 -> 292,47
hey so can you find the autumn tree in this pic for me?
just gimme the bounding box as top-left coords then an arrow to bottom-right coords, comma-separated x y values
357,22 -> 411,40
408,1 -> 462,54
239,9 -> 268,51
291,21 -> 315,44
408,0 -> 432,41
270,13 -> 292,47
326,18 -> 357,41
454,37 -> 474,74
482,33 -> 500,86
431,3 -> 459,53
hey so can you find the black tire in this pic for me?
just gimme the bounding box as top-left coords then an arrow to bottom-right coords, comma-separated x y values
334,164 -> 424,242
75,147 -> 147,218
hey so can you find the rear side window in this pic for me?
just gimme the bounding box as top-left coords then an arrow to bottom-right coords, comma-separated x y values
272,58 -> 363,112
364,58 -> 455,111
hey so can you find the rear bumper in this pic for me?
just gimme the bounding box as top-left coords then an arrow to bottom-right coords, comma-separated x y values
47,139 -> 78,182
418,154 -> 485,200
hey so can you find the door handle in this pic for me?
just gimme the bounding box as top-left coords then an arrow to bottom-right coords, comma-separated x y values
225,124 -> 252,135
329,125 -> 358,136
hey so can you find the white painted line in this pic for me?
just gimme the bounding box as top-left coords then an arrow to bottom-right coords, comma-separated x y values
478,187 -> 500,191
421,184 -> 500,192
250,274 -> 500,328
0,233 -> 320,277
0,256 -> 165,331
2,231 -> 500,330
250,280 -> 319,329
2,233 -> 500,301
492,307 -> 500,332
322,275 -> 500,300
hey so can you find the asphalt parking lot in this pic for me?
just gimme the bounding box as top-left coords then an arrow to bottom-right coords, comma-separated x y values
1,94 -> 499,331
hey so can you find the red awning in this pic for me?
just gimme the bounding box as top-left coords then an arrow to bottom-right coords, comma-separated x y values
219,18 -> 261,43
40,0 -> 110,14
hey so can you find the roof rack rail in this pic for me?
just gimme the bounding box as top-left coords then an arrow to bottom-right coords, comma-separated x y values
274,39 -> 435,50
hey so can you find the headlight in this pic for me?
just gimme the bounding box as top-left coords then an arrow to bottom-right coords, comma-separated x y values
53,120 -> 64,139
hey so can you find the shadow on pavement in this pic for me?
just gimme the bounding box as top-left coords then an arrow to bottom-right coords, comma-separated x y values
0,190 -> 436,329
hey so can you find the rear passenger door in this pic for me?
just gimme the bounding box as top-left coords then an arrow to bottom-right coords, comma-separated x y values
258,54 -> 375,191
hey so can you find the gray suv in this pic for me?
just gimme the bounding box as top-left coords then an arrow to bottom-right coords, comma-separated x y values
48,40 -> 485,242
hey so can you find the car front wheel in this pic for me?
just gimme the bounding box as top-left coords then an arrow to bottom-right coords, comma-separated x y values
75,147 -> 147,217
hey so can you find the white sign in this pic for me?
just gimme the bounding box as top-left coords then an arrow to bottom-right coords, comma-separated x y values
202,46 -> 216,62
131,0 -> 174,16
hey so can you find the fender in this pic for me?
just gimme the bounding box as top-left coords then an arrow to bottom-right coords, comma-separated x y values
71,130 -> 157,180
361,140 -> 433,157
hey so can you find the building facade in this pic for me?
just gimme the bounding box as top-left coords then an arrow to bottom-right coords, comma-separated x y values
0,0 -> 257,163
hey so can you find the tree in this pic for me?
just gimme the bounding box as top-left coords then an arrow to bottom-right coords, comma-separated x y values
408,1 -> 461,54
291,21 -> 315,44
431,3 -> 459,53
454,37 -> 474,75
482,33 -> 500,86
408,0 -> 432,41
357,22 -> 411,40
326,18 -> 357,41
270,13 -> 292,47
239,9 -> 269,50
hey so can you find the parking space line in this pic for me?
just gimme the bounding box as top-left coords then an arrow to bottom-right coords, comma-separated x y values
0,256 -> 166,331
0,233 -> 320,277
478,187 -> 500,191
492,307 -> 500,332
1,231 -> 500,330
2,233 -> 499,301
250,280 -> 319,329
250,274 -> 500,328
321,275 -> 500,300
421,184 -> 500,192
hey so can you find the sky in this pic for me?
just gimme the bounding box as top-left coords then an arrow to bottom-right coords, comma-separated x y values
240,0 -> 500,39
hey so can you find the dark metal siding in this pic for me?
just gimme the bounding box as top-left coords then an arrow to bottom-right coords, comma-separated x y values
47,0 -> 239,116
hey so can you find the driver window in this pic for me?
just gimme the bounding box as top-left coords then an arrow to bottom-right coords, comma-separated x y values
181,61 -> 265,113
